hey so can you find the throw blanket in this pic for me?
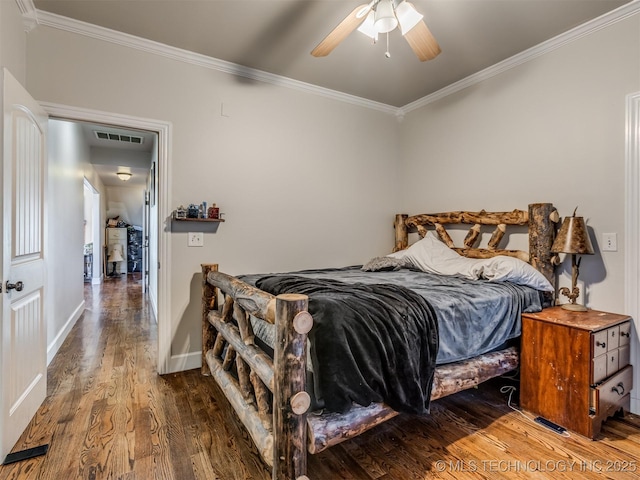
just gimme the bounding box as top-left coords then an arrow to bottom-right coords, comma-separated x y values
255,275 -> 439,415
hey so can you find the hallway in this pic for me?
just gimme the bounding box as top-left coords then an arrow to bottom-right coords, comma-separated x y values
0,275 -> 272,480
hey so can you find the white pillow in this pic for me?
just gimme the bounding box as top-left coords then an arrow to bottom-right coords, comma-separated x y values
387,232 -> 483,279
476,255 -> 554,292
388,232 -> 554,292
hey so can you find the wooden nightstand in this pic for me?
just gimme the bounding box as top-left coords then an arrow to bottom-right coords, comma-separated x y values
520,307 -> 633,439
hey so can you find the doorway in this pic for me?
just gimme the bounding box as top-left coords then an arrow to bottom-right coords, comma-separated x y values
83,178 -> 101,283
43,102 -> 173,375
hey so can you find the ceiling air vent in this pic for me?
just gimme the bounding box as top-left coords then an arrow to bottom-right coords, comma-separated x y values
94,131 -> 143,144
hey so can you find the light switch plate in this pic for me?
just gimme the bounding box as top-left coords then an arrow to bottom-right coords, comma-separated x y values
188,232 -> 204,247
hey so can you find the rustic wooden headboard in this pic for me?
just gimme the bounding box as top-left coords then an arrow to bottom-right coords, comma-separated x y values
393,203 -> 559,289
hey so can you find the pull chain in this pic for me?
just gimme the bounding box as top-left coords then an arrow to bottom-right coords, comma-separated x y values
385,32 -> 391,58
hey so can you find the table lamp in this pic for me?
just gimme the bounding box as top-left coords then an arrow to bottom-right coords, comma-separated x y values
107,243 -> 125,276
551,207 -> 594,311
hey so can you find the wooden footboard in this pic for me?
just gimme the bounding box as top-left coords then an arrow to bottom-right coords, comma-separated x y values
202,265 -> 520,480
202,265 -> 311,479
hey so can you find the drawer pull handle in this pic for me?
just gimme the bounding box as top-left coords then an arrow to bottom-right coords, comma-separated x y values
611,383 -> 625,396
620,331 -> 630,338
596,341 -> 606,348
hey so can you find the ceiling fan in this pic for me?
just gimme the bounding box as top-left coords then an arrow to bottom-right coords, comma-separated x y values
311,0 -> 441,61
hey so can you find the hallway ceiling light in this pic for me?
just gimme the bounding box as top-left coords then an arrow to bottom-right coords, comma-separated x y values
116,171 -> 132,181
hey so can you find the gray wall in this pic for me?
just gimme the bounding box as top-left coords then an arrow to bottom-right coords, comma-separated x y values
46,120 -> 89,360
399,15 -> 640,313
25,22 -> 400,370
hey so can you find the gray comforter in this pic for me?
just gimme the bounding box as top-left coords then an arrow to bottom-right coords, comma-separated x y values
255,274 -> 439,414
241,266 -> 545,365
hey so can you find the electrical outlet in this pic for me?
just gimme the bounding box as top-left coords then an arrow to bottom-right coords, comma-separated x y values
602,233 -> 617,252
188,232 -> 204,247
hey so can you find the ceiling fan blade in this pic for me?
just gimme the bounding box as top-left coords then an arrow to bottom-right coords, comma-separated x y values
404,19 -> 441,61
311,4 -> 370,57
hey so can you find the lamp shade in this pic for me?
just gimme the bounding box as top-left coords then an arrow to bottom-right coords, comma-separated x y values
395,1 -> 423,35
551,215 -> 595,255
108,244 -> 124,262
374,0 -> 398,33
357,10 -> 378,39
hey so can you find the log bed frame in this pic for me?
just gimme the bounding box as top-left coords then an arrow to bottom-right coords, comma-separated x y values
201,203 -> 559,480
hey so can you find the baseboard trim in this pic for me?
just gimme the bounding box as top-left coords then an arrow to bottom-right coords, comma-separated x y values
166,351 -> 200,374
47,300 -> 85,365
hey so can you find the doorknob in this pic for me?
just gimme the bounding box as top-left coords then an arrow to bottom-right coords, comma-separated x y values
6,281 -> 24,292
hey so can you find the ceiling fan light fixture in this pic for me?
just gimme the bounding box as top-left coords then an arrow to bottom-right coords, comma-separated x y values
116,171 -> 132,181
374,0 -> 398,34
310,0 -> 440,62
357,10 -> 378,40
395,1 -> 424,35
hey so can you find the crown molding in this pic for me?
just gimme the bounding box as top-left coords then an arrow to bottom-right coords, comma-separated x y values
30,1 -> 640,116
15,0 -> 37,31
400,0 -> 640,115
32,9 -> 398,116
15,0 -> 35,15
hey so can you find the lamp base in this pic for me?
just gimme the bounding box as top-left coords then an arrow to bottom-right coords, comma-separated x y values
560,303 -> 588,312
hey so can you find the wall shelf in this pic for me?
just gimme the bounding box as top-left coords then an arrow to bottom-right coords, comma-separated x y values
173,217 -> 225,223
171,211 -> 225,233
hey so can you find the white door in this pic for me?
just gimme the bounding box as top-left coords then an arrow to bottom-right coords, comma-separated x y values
0,68 -> 48,460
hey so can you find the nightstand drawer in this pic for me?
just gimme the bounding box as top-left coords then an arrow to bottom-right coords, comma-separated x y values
593,346 -> 629,384
619,344 -> 630,368
593,354 -> 608,384
606,350 -> 619,378
593,324 -> 622,354
607,325 -> 621,350
591,345 -> 629,385
593,329 -> 609,355
591,365 -> 633,420
591,321 -> 631,384
619,322 -> 631,346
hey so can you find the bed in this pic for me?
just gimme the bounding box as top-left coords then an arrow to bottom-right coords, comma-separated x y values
201,203 -> 559,480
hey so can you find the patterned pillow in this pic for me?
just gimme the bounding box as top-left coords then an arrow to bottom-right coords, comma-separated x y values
361,256 -> 411,272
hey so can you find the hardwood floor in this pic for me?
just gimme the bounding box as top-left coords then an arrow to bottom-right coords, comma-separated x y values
1,275 -> 640,479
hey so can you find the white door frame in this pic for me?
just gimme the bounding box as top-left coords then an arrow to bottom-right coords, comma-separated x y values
42,102 -> 174,375
625,91 -> 640,414
83,177 -> 102,284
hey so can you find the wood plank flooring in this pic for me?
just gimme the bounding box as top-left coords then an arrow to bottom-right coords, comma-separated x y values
1,274 -> 639,479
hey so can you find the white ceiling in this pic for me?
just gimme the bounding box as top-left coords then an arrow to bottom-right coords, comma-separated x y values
32,0 -> 633,108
